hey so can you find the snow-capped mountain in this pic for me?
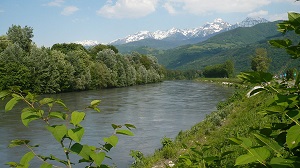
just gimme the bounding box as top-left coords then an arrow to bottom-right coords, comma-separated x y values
109,17 -> 268,45
74,40 -> 99,46
230,17 -> 269,29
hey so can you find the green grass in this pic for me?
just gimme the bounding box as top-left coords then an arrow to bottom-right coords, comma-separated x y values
131,87 -> 277,168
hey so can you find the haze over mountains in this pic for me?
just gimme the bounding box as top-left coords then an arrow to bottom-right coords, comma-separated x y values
73,17 -> 300,74
75,17 -> 269,49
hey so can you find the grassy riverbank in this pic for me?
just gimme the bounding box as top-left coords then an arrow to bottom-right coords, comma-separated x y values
130,82 -> 276,167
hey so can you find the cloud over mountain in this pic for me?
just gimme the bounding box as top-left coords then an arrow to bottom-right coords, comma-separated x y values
97,0 -> 159,18
162,0 -> 271,15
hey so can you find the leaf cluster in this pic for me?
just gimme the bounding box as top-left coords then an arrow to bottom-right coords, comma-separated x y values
1,89 -> 135,168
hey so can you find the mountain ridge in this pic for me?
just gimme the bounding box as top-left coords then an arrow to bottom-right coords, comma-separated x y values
74,17 -> 269,48
109,17 -> 268,45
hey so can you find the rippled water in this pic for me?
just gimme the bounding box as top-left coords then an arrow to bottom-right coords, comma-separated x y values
0,80 -> 234,167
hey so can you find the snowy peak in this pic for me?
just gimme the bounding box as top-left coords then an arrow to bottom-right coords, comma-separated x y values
237,17 -> 269,27
74,40 -> 99,46
110,18 -> 232,45
109,17 -> 269,45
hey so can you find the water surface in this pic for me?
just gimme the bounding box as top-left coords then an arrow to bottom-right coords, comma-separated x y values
0,80 -> 233,167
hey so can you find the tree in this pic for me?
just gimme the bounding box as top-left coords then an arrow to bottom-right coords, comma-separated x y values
89,44 -> 118,59
6,25 -> 34,52
51,43 -> 88,55
251,48 -> 271,72
202,60 -> 234,78
224,60 -> 235,78
0,35 -> 12,52
66,50 -> 92,90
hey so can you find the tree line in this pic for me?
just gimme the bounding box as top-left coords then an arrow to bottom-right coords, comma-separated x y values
0,25 -> 165,94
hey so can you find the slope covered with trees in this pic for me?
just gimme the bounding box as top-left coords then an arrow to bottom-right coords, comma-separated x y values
154,21 -> 300,74
0,25 -> 165,94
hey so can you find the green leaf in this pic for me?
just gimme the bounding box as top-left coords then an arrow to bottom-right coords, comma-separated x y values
68,127 -> 84,143
90,152 -> 106,166
269,39 -> 292,48
46,125 -> 67,142
116,129 -> 134,136
249,147 -> 271,162
270,157 -> 295,168
90,100 -> 101,106
40,162 -> 53,168
21,108 -> 41,127
103,135 -> 118,147
5,97 -> 20,112
49,111 -> 67,120
0,90 -> 10,100
5,162 -> 19,167
55,99 -> 68,110
112,124 -> 122,130
265,105 -> 286,114
228,137 -> 252,149
125,124 -> 136,130
70,111 -> 85,126
235,154 -> 257,165
19,151 -> 35,168
235,147 -> 270,166
39,98 -> 55,105
253,133 -> 282,156
8,139 -> 30,148
288,12 -> 300,25
70,143 -> 92,160
237,71 -> 273,84
286,125 -> 300,149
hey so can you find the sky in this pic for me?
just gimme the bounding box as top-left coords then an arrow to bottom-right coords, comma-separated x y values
0,0 -> 299,47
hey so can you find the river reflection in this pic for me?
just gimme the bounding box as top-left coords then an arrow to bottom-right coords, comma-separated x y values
0,80 -> 234,167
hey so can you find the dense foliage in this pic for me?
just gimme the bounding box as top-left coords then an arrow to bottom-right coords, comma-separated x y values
132,11 -> 300,168
165,69 -> 202,80
250,48 -> 271,72
202,60 -> 234,78
0,26 -> 165,94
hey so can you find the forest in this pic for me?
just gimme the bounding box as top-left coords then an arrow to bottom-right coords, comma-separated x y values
0,25 -> 165,94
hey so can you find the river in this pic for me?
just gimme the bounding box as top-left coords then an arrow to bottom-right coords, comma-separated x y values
0,80 -> 234,167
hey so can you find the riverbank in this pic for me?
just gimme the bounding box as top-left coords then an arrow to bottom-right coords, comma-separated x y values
131,83 -> 274,167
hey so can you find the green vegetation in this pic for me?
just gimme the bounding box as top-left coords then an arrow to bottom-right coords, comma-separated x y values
131,12 -> 300,168
165,69 -> 202,80
202,60 -> 234,78
0,88 -> 135,167
251,48 -> 271,72
0,26 -> 165,94
154,20 -> 300,74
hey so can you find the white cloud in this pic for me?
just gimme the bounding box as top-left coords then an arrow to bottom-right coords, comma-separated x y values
97,0 -> 159,18
45,0 -> 64,7
163,3 -> 177,15
247,10 -> 269,18
268,13 -> 289,21
163,0 -> 271,15
61,6 -> 79,16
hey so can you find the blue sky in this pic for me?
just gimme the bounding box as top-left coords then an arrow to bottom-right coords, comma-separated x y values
0,0 -> 299,47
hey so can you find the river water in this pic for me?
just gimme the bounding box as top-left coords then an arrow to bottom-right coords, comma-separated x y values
0,80 -> 234,167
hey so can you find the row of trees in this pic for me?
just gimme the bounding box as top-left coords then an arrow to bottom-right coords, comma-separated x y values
202,60 -> 234,78
0,25 -> 165,93
201,47 -> 272,78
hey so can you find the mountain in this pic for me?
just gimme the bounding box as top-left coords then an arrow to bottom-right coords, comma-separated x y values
110,18 -> 232,45
111,17 -> 269,52
154,20 -> 300,73
74,40 -> 99,46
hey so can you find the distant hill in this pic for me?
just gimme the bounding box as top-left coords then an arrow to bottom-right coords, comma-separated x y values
113,17 -> 269,52
154,21 -> 300,74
